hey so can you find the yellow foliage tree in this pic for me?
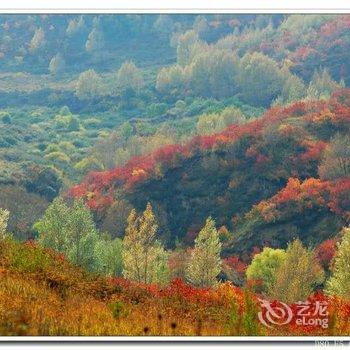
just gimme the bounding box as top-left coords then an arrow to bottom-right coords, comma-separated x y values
270,239 -> 325,303
326,227 -> 350,300
0,208 -> 9,240
122,203 -> 168,284
186,217 -> 222,288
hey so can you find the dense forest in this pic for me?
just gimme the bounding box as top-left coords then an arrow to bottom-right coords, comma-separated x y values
0,14 -> 349,336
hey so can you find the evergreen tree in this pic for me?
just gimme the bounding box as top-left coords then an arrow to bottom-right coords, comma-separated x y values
122,203 -> 168,284
326,227 -> 350,300
186,217 -> 222,288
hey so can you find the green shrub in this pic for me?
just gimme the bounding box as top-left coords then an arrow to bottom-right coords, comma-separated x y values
146,103 -> 168,117
59,106 -> 72,116
2,114 -> 12,124
54,115 -> 69,129
0,239 -> 52,273
108,300 -> 130,320
58,141 -> 76,154
73,139 -> 89,148
44,151 -> 70,164
74,157 -> 103,173
45,144 -> 60,154
3,136 -> 17,146
82,118 -> 101,128
67,116 -> 81,131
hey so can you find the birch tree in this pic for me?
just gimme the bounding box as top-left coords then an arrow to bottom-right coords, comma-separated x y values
122,203 -> 168,284
0,208 -> 9,240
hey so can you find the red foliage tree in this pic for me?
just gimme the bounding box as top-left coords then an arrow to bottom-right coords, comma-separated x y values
328,178 -> 350,222
300,140 -> 327,161
224,255 -> 247,276
315,239 -> 337,270
67,90 -> 350,218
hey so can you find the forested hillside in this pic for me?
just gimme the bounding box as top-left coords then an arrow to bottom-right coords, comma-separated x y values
0,14 -> 350,336
1,14 -> 348,239
70,90 -> 350,254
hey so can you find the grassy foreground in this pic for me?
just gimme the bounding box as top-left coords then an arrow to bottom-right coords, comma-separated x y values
0,238 -> 349,336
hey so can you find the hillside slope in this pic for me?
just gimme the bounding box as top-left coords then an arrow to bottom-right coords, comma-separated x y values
70,90 -> 350,253
1,238 -> 350,336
